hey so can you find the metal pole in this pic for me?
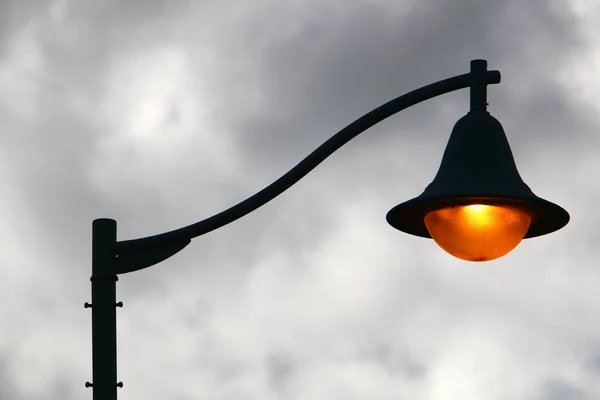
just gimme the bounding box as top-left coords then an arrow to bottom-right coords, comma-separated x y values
87,218 -> 121,399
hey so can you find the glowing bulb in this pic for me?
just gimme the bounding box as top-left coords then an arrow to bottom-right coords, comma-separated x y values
424,204 -> 532,261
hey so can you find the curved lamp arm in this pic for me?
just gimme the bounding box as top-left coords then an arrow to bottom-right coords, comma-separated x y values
88,60 -> 500,399
114,61 -> 500,273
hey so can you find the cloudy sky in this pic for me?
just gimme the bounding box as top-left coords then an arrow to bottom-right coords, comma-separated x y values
1,0 -> 600,399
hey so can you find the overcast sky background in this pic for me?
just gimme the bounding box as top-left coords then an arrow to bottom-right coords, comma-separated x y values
1,0 -> 600,399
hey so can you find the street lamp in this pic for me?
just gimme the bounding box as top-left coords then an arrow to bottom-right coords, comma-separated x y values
86,59 -> 569,399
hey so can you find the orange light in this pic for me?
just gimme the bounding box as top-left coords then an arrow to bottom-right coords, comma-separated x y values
424,204 -> 532,261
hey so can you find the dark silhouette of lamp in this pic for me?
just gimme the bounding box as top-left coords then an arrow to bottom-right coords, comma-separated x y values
86,60 -> 569,399
386,110 -> 569,261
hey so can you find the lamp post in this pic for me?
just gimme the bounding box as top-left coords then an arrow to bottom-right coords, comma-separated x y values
86,59 -> 569,399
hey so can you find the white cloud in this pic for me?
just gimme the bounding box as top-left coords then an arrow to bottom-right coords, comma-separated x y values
0,1 -> 599,399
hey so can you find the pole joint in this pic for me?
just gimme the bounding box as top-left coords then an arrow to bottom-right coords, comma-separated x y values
90,275 -> 118,282
85,381 -> 123,388
470,59 -> 489,112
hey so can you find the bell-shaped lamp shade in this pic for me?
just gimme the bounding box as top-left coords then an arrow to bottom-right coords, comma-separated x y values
424,204 -> 532,261
386,111 -> 569,261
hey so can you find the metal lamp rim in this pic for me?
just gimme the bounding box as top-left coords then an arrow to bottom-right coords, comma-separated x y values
386,195 -> 570,239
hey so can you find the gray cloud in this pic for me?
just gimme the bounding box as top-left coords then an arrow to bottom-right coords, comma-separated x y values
0,0 -> 598,399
